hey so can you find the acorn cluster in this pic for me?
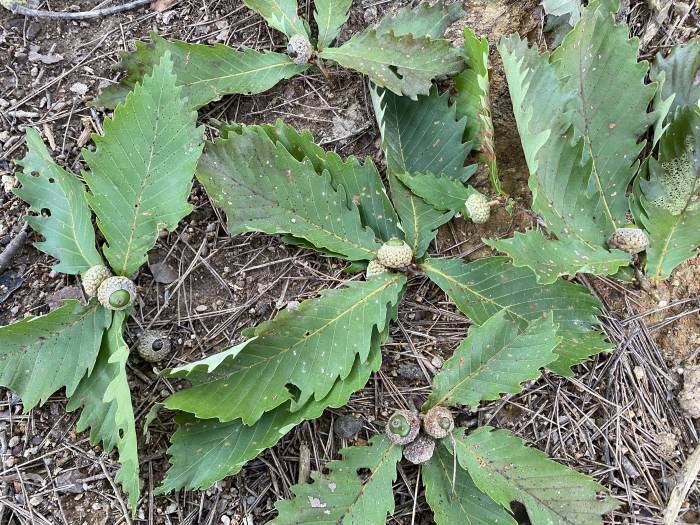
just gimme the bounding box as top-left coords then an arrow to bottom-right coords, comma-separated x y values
384,406 -> 455,464
82,265 -> 137,311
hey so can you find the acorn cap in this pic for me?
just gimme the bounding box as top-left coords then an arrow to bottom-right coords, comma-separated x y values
82,265 -> 113,297
606,227 -> 649,254
377,238 -> 413,269
403,435 -> 435,464
366,259 -> 389,278
464,193 -> 490,224
385,409 -> 420,445
97,276 -> 136,311
287,34 -> 312,65
422,406 -> 454,439
136,330 -> 171,362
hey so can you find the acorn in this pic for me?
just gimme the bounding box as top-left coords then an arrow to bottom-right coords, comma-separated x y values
377,238 -> 413,269
366,259 -> 389,278
403,435 -> 435,464
136,330 -> 171,362
464,193 -> 491,224
385,410 -> 420,445
82,264 -> 113,297
422,406 -> 454,439
606,227 -> 649,254
97,276 -> 136,311
287,34 -> 313,65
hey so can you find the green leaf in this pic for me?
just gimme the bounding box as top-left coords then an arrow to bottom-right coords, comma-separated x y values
425,311 -> 560,410
420,257 -> 610,375
84,52 -> 203,277
14,128 -> 102,274
0,300 -> 110,410
159,321 -> 389,492
551,2 -> 655,234
542,0 -> 581,26
499,2 -> 655,246
632,107 -> 700,281
651,37 -> 700,117
95,34 -> 307,110
374,0 -> 464,40
394,171 -> 477,214
319,30 -> 463,99
388,174 -> 453,259
243,0 -> 308,39
221,120 -> 402,241
423,443 -> 517,525
196,125 -> 382,261
272,434 -> 402,525
485,230 -> 632,284
314,0 -> 351,50
66,311 -> 140,509
453,426 -> 619,524
454,28 -> 500,192
371,85 -> 475,181
164,274 -> 406,425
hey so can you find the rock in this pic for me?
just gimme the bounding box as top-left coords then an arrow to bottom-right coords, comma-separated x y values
7,436 -> 19,448
149,260 -> 178,284
195,304 -> 208,313
334,415 -> 363,439
69,82 -> 88,96
398,362 -> 423,380
26,22 -> 42,40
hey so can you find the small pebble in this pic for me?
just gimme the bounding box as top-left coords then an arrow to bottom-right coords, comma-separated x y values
195,305 -> 208,313
334,415 -> 363,439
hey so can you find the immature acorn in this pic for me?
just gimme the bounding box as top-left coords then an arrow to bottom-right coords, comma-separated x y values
422,406 -> 454,439
366,259 -> 389,278
403,435 -> 435,464
137,330 -> 171,362
97,276 -> 136,311
377,238 -> 413,269
606,227 -> 650,254
82,264 -> 113,297
464,193 -> 491,224
385,409 -> 420,445
287,34 -> 313,65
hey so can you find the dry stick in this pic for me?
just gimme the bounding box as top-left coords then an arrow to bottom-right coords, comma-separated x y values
0,224 -> 28,274
664,440 -> 700,525
6,0 -> 151,19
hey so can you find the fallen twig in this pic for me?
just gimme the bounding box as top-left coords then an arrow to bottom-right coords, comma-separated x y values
664,440 -> 700,525
0,224 -> 28,274
5,0 -> 151,20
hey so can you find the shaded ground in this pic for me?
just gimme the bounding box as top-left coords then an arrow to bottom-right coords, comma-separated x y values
0,0 -> 699,523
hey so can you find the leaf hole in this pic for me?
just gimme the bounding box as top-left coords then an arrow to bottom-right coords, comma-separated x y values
40,208 -> 51,217
48,177 -> 55,183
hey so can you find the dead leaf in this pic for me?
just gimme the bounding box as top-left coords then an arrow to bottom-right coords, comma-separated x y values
151,0 -> 178,12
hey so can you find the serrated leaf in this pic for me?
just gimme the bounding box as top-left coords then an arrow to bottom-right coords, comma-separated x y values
551,3 -> 655,234
651,37 -> 700,118
221,120 -> 402,241
158,320 -> 391,492
425,311 -> 560,410
164,274 -> 405,425
453,426 -> 619,524
485,230 -> 631,284
394,171 -> 477,214
0,300 -> 110,410
374,0 -> 464,40
320,30 -> 463,99
371,85 -> 475,181
197,126 -> 382,261
66,311 -> 139,509
84,52 -> 203,277
632,107 -> 700,281
272,434 -> 401,525
14,128 -> 102,274
314,0 -> 351,50
454,28 -> 500,192
421,256 -> 610,375
499,2 -> 655,246
243,0 -> 308,39
423,443 -> 517,525
95,34 -> 307,110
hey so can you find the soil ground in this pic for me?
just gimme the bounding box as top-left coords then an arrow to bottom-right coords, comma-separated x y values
1,0 -> 699,523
